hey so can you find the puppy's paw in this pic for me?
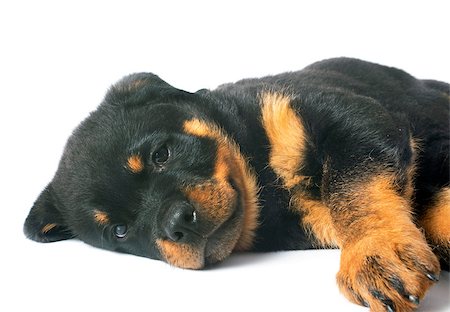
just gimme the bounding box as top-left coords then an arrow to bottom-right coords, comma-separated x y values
337,233 -> 440,312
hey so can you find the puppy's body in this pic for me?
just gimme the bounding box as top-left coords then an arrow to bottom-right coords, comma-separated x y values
25,58 -> 449,312
209,59 -> 449,252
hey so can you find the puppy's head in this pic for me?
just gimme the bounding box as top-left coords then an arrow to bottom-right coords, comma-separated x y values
24,73 -> 259,269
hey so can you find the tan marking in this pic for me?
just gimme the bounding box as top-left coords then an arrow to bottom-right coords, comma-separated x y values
261,91 -> 309,188
419,187 -> 450,247
183,119 -> 259,251
329,174 -> 416,244
127,155 -> 144,173
93,210 -> 109,225
404,137 -> 420,201
156,239 -> 204,269
334,174 -> 440,310
41,223 -> 57,234
185,180 -> 237,224
292,195 -> 339,247
261,92 -> 328,248
184,118 -> 212,137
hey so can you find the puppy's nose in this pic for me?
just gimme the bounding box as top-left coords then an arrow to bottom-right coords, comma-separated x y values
164,201 -> 198,242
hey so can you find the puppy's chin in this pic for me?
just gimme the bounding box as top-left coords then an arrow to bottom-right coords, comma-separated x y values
156,239 -> 206,269
156,205 -> 244,269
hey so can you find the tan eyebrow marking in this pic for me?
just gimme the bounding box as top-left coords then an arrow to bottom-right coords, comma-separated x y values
126,154 -> 145,173
93,210 -> 110,225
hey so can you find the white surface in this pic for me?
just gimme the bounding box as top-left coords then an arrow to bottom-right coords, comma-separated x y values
1,1 -> 449,311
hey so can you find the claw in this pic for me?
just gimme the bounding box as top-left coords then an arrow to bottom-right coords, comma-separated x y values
426,273 -> 439,282
354,292 -> 369,308
371,290 -> 395,312
386,304 -> 396,312
408,295 -> 420,305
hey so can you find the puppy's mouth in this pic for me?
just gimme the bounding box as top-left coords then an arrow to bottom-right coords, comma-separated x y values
204,197 -> 244,265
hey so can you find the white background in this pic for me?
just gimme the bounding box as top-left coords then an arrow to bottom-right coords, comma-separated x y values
1,1 -> 449,311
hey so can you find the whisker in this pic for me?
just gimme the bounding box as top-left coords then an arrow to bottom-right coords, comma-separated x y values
100,225 -> 109,249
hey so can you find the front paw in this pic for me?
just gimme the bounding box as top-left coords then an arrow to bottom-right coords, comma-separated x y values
337,235 -> 440,312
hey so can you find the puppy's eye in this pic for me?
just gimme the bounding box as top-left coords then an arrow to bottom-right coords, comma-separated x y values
113,224 -> 128,238
152,145 -> 170,165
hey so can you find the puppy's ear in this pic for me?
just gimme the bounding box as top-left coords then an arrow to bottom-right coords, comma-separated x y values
24,183 -> 74,243
113,72 -> 175,91
105,73 -> 192,107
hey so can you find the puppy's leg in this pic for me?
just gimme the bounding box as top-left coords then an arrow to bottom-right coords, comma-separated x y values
260,91 -> 441,311
418,187 -> 450,271
330,172 -> 440,312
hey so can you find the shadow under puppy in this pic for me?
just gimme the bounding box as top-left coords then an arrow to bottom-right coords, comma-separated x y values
25,58 -> 450,312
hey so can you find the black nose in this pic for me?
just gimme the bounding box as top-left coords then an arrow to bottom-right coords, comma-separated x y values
164,201 -> 198,242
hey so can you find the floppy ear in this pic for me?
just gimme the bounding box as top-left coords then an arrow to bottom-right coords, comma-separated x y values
113,72 -> 175,90
24,183 -> 74,243
105,72 -> 193,107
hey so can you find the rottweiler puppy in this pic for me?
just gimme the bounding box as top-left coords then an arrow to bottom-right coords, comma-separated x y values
24,58 -> 449,312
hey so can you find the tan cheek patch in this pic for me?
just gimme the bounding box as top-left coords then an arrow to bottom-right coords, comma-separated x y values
93,210 -> 110,225
184,180 -> 237,224
126,154 -> 145,173
183,139 -> 237,224
183,118 -> 260,251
